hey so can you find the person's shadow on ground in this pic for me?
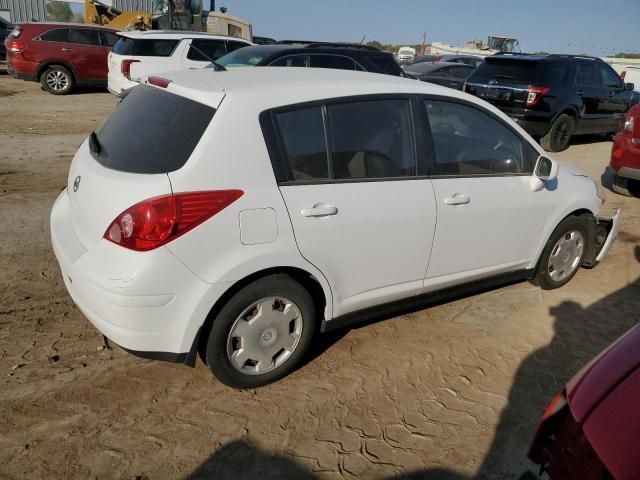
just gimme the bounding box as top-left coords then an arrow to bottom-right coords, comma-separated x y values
185,248 -> 640,480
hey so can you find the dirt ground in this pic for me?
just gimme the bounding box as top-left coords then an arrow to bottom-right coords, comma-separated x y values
0,73 -> 639,480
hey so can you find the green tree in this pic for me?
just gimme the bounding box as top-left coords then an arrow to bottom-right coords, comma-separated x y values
46,1 -> 73,22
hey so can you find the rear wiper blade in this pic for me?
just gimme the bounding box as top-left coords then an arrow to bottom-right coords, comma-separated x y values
89,131 -> 102,155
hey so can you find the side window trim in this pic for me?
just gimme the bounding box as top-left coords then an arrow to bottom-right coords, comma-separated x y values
418,94 -> 537,178
261,94 -> 420,185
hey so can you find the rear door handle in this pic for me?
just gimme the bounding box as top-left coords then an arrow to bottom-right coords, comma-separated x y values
444,194 -> 470,205
301,204 -> 338,217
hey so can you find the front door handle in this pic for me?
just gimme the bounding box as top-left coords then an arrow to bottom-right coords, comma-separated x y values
61,48 -> 73,52
301,204 -> 338,217
444,194 -> 470,205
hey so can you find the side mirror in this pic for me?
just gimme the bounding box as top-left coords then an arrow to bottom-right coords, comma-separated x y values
530,155 -> 558,191
625,83 -> 635,91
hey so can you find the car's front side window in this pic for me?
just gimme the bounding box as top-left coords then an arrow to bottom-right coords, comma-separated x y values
425,100 -> 534,176
598,64 -> 623,89
187,39 -> 227,61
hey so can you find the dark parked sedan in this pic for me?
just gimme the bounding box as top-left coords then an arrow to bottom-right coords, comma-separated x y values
0,16 -> 13,61
411,53 -> 484,67
403,61 -> 475,90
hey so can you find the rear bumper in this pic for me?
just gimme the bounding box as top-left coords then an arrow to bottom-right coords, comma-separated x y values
508,110 -> 554,137
610,134 -> 640,179
107,72 -> 138,95
50,190 -> 229,361
5,54 -> 38,82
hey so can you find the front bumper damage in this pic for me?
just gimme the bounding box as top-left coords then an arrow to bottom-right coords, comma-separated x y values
582,209 -> 621,268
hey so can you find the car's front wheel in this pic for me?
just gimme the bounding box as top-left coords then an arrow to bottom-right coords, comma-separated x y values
205,274 -> 316,388
535,216 -> 590,290
40,65 -> 74,95
540,114 -> 574,152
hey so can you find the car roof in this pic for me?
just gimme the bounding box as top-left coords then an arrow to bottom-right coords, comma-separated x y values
154,67 -> 485,108
405,61 -> 469,72
117,30 -> 252,42
225,43 -> 390,61
18,22 -> 115,31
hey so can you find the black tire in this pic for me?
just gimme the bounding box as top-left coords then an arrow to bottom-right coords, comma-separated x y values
40,65 -> 74,95
540,114 -> 575,152
205,274 -> 316,389
535,216 -> 590,290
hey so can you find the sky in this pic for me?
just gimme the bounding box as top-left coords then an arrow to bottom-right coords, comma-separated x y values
204,0 -> 640,56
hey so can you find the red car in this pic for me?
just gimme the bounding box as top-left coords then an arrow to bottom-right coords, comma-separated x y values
529,324 -> 640,479
610,104 -> 640,196
4,22 -> 118,95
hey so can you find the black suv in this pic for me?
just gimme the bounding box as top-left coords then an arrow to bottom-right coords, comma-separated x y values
465,53 -> 638,151
212,42 -> 403,77
0,17 -> 14,61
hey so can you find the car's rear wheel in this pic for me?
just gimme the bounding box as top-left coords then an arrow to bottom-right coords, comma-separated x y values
540,114 -> 574,152
40,65 -> 74,95
535,216 -> 589,290
205,274 -> 316,388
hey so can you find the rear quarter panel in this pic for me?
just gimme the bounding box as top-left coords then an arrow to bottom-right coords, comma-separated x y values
165,91 -> 334,318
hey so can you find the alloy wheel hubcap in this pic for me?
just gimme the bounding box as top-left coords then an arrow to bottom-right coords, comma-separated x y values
553,120 -> 570,147
227,296 -> 303,375
547,230 -> 584,282
46,71 -> 69,91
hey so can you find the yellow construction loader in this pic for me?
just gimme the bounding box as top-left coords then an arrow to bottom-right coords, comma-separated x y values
84,0 -> 208,32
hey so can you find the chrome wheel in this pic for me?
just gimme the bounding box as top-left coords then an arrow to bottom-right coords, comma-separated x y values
547,230 -> 584,282
226,296 -> 303,375
46,70 -> 69,92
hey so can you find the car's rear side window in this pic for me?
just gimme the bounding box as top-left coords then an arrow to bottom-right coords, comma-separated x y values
94,86 -> 215,174
112,38 -> 179,57
40,28 -> 69,43
275,107 -> 329,180
68,28 -> 100,46
364,55 -> 402,75
273,98 -> 415,181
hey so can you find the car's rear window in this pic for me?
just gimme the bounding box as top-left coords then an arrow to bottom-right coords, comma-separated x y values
112,37 -> 179,57
93,86 -> 215,174
469,58 -> 544,83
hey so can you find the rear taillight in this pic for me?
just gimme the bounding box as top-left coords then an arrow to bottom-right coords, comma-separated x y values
6,40 -> 26,53
121,59 -> 140,80
104,190 -> 243,251
620,70 -> 626,81
526,86 -> 550,107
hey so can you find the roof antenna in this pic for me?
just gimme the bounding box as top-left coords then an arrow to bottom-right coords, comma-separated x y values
360,34 -> 366,45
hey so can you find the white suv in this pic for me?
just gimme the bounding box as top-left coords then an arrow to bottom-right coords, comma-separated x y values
51,68 -> 620,388
107,30 -> 252,94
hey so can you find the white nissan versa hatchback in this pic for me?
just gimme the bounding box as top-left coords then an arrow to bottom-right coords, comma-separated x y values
51,68 -> 620,388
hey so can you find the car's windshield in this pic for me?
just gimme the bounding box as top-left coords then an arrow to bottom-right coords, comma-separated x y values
398,48 -> 414,55
214,48 -> 265,68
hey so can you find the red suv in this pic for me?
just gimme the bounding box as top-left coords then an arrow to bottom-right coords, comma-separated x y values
610,104 -> 640,196
4,23 -> 118,95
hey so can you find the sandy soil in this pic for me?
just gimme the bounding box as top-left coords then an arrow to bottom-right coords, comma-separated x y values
0,74 -> 639,480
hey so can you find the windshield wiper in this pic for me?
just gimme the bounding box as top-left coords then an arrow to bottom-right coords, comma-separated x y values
189,43 -> 227,71
89,131 -> 102,155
